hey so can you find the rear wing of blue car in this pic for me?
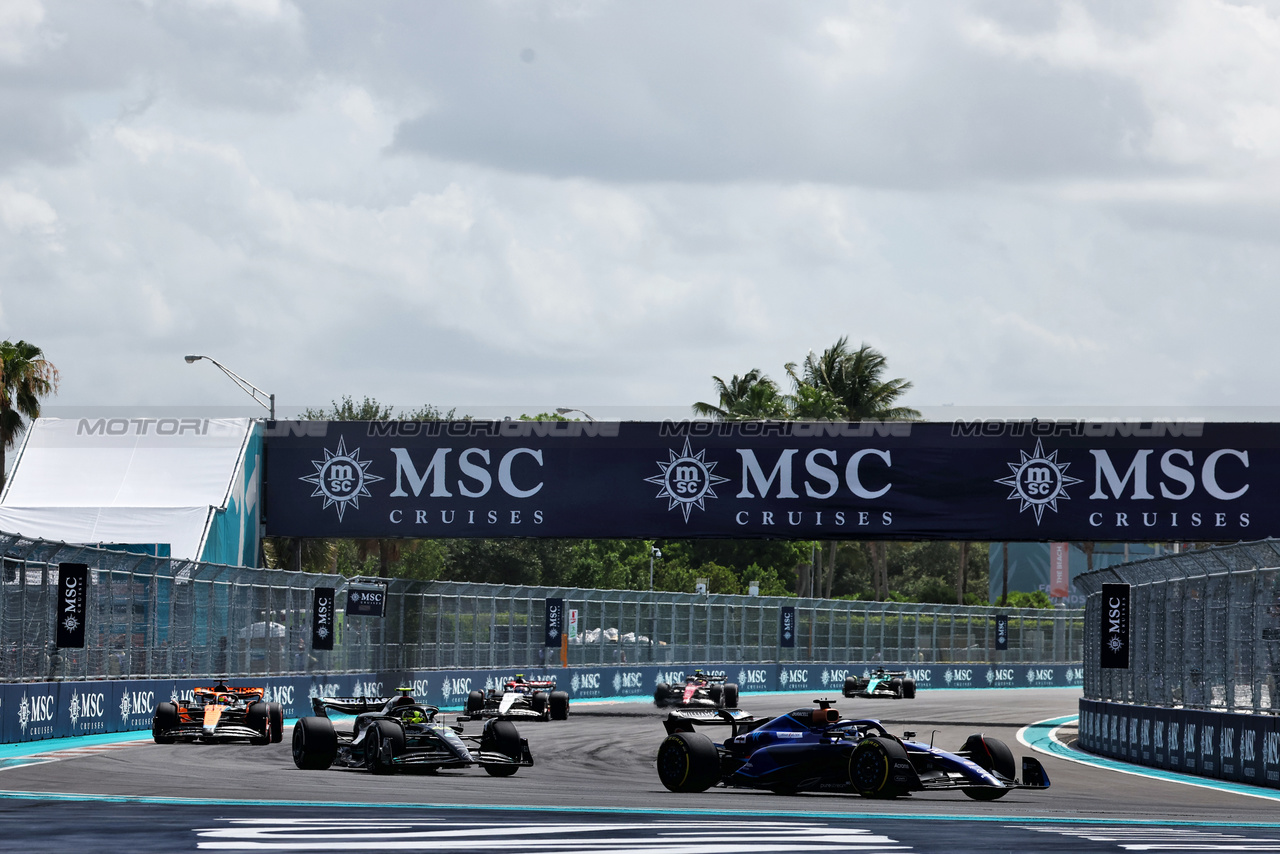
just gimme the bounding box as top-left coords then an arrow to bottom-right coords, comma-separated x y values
663,708 -> 762,737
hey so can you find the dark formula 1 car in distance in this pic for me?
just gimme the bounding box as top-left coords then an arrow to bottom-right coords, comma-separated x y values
463,675 -> 570,721
654,670 -> 739,709
292,689 -> 533,776
152,683 -> 283,745
843,668 -> 916,699
656,699 -> 1048,801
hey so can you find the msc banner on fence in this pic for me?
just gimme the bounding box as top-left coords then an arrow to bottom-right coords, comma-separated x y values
1100,583 -> 1131,669
312,587 -> 335,650
545,598 -> 564,647
346,583 -> 386,617
780,607 -> 796,648
995,614 -> 1009,651
55,563 -> 88,649
262,420 -> 1275,541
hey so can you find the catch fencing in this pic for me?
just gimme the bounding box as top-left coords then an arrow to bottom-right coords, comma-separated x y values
1078,539 -> 1280,714
0,532 -> 1083,683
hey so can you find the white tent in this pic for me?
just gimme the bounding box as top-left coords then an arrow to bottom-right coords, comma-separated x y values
0,416 -> 262,565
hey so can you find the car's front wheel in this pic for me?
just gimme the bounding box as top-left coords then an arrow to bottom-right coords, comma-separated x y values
656,731 -> 721,793
246,701 -> 271,745
152,702 -> 179,744
268,702 -> 285,743
481,720 -> 522,777
366,719 -> 406,775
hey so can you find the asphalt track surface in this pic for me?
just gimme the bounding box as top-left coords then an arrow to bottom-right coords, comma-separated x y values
5,687 -> 1280,852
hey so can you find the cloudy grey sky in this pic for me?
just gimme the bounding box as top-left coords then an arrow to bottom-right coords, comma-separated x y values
3,0 -> 1279,419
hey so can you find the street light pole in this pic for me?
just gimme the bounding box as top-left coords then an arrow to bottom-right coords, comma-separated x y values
649,546 -> 661,591
184,355 -> 275,420
554,407 -> 596,422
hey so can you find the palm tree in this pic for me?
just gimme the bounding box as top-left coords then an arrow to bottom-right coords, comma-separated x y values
795,337 -> 920,421
0,340 -> 59,489
693,370 -> 789,420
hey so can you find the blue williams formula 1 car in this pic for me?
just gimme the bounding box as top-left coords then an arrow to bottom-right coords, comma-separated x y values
292,689 -> 533,776
656,699 -> 1049,801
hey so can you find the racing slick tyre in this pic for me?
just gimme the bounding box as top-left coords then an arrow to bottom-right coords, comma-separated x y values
466,690 -> 485,715
152,702 -> 179,744
654,683 -> 671,706
843,676 -> 857,697
849,736 -> 911,798
292,716 -> 337,770
960,734 -> 1015,800
887,678 -> 903,698
531,691 -> 548,717
246,701 -> 271,745
481,720 -> 522,777
722,683 -> 739,709
901,678 -> 916,699
366,719 -> 406,775
657,731 -> 721,793
549,690 -> 570,721
709,684 -> 723,706
268,702 -> 285,743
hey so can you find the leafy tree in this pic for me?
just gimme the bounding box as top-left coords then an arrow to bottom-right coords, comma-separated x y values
790,337 -> 920,421
693,370 -> 789,420
1005,590 -> 1053,610
302,395 -> 455,421
0,340 -> 59,489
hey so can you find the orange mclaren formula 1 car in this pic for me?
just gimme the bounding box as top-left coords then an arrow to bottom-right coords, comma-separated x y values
151,683 -> 284,745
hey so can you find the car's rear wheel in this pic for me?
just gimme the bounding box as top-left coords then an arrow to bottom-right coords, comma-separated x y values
291,716 -> 337,769
843,676 -> 857,697
656,731 -> 721,793
152,702 -> 179,744
549,691 -> 569,721
654,683 -> 671,706
466,690 -> 485,715
268,702 -> 284,743
246,701 -> 271,745
482,720 -> 522,776
901,679 -> 916,699
722,683 -> 739,708
848,736 -> 910,798
366,719 -> 405,775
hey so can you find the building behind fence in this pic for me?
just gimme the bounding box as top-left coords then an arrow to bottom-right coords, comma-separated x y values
0,532 -> 1083,682
1078,539 -> 1280,714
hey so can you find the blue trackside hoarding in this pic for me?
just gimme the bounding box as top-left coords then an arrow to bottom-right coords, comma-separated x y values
1079,699 -> 1280,792
1,662 -> 1082,744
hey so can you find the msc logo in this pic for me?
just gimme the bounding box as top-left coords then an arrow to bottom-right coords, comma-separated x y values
309,683 -> 341,699
613,672 -> 643,693
779,668 -> 808,686
821,669 -> 848,687
990,668 -> 1014,683
352,681 -> 382,698
905,669 -> 932,683
441,678 -> 472,700
655,671 -> 685,687
995,439 -> 1082,525
571,672 -> 601,693
737,669 -> 768,686
400,679 -> 431,696
119,690 -> 155,721
265,686 -> 295,705
1026,668 -> 1054,683
944,668 -> 973,685
301,436 -> 383,521
645,439 -> 729,522
69,691 -> 106,731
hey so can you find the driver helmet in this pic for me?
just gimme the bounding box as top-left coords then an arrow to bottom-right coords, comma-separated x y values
402,708 -> 425,724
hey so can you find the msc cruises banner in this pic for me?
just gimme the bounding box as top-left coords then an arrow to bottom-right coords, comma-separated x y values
263,419 -> 1278,541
